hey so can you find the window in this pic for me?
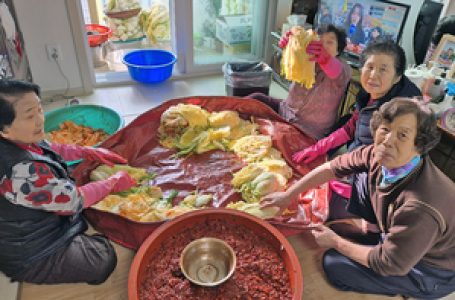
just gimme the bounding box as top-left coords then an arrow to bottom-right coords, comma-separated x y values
192,0 -> 270,65
82,0 -> 172,73
79,0 -> 274,81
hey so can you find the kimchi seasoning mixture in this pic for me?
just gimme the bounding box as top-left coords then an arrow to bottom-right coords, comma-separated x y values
140,219 -> 292,300
47,121 -> 109,146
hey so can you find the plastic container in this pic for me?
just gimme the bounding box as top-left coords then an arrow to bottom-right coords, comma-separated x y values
122,49 -> 176,83
128,208 -> 303,300
223,61 -> 272,97
44,104 -> 124,165
105,8 -> 141,19
85,24 -> 111,47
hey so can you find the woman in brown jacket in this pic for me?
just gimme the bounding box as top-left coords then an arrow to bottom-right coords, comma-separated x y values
261,98 -> 455,298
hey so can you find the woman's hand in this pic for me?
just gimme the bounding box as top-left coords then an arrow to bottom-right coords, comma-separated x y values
50,143 -> 128,166
260,191 -> 292,215
79,171 -> 137,208
109,171 -> 137,193
311,224 -> 340,248
306,41 -> 332,65
278,30 -> 292,49
81,147 -> 127,166
292,147 -> 321,164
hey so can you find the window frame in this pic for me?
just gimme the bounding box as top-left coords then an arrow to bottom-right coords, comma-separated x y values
70,0 -> 277,86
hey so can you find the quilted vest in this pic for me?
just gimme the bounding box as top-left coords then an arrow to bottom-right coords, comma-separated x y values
0,139 -> 87,278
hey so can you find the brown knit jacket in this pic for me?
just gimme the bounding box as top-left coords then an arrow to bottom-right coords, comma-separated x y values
330,145 -> 455,276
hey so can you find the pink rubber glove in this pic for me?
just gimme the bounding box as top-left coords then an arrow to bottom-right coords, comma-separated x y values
306,41 -> 342,79
78,171 -> 136,208
278,30 -> 292,49
292,127 -> 351,164
51,143 -> 127,167
329,180 -> 352,199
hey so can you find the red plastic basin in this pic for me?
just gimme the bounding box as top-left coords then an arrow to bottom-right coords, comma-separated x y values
128,208 -> 304,300
85,24 -> 111,47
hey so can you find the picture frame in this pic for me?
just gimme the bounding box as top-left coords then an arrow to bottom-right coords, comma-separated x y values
448,61 -> 455,82
431,34 -> 455,69
440,108 -> 455,134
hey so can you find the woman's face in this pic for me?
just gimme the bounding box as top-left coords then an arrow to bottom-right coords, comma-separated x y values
361,54 -> 401,100
321,32 -> 338,57
373,113 -> 420,169
0,92 -> 45,144
351,7 -> 361,24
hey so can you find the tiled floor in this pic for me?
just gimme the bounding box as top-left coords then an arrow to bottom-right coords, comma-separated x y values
14,76 -> 455,299
43,75 -> 286,124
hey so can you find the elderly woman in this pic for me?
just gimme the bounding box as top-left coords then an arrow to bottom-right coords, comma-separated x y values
247,24 -> 351,140
293,41 -> 421,222
262,98 -> 455,298
0,79 -> 136,284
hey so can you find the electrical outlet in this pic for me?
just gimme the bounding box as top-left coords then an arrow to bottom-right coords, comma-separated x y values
46,44 -> 62,61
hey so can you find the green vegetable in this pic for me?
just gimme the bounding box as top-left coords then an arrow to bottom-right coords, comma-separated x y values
154,189 -> 178,210
107,0 -> 116,11
164,189 -> 178,202
195,194 -> 212,207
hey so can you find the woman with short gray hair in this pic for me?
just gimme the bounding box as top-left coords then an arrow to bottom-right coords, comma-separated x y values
261,98 -> 455,298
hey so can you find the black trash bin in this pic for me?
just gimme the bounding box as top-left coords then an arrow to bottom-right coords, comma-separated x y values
223,61 -> 273,97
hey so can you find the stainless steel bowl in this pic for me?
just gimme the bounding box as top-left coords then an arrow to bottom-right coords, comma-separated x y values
180,237 -> 236,287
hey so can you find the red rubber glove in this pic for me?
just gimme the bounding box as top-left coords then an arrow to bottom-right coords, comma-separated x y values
292,128 -> 351,164
306,41 -> 343,79
51,143 -> 127,167
78,171 -> 136,208
278,30 -> 292,49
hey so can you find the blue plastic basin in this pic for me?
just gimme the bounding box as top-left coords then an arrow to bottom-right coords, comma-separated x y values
122,49 -> 177,84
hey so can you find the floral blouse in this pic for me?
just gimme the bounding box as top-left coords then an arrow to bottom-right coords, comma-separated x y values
0,144 -> 83,215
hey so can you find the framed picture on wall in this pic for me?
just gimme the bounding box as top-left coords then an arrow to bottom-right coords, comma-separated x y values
441,108 -> 455,134
448,61 -> 455,82
432,34 -> 455,69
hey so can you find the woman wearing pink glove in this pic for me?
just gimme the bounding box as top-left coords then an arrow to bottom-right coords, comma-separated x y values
293,41 -> 421,222
0,79 -> 136,284
247,24 -> 352,140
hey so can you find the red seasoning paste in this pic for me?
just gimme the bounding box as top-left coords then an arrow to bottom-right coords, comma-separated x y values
140,219 -> 293,299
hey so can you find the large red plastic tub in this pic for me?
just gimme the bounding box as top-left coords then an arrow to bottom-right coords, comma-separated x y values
129,208 -> 303,300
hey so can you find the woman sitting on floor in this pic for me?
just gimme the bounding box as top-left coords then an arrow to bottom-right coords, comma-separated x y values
261,98 -> 455,299
247,24 -> 352,140
0,79 -> 136,284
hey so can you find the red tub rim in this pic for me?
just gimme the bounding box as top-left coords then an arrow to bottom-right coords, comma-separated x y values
128,208 -> 304,300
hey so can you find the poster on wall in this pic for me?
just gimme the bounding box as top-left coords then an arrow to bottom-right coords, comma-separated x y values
0,0 -> 32,80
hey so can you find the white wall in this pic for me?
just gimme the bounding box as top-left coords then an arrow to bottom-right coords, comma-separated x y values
13,0 -> 90,97
443,0 -> 455,16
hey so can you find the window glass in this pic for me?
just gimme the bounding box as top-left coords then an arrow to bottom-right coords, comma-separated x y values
192,0 -> 269,65
83,0 -> 172,73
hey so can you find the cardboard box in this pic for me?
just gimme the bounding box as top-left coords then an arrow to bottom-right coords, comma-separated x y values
216,15 -> 252,45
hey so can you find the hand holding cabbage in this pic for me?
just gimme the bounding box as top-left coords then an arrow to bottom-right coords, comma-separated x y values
260,191 -> 292,215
